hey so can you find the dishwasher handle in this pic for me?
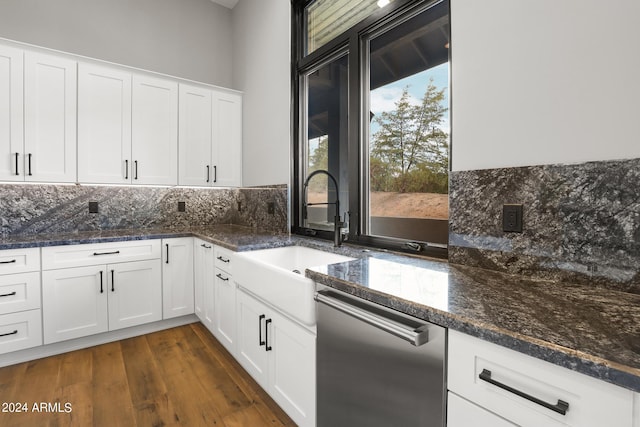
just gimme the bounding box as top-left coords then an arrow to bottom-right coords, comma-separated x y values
316,290 -> 429,346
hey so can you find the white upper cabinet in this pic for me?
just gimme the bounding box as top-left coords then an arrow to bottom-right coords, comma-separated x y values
212,90 -> 242,187
179,84 -> 212,186
24,52 -> 77,183
78,63 -> 132,184
0,45 -> 23,181
132,75 -> 178,186
179,84 -> 242,187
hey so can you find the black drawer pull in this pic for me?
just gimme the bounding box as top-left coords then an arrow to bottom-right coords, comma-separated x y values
201,244 -> 212,249
0,291 -> 17,298
216,273 -> 229,282
479,369 -> 569,415
0,330 -> 18,338
166,244 -> 169,264
14,152 -> 19,175
27,153 -> 32,176
111,270 -> 115,292
0,259 -> 17,264
99,271 -> 104,294
259,314 -> 265,346
93,251 -> 120,256
216,256 -> 230,263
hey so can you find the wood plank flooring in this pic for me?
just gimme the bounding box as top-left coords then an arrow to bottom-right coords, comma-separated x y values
0,323 -> 296,427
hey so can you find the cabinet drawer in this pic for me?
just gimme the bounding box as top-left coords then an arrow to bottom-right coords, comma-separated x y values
0,309 -> 42,354
214,246 -> 234,274
448,330 -> 634,427
0,272 -> 41,315
447,392 -> 516,427
0,248 -> 40,275
42,240 -> 161,270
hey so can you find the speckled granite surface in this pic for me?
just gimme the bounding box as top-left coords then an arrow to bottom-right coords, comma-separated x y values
2,226 -> 638,393
449,158 -> 640,294
306,249 -> 640,393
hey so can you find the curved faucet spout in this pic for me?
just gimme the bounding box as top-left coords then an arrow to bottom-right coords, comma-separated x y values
303,169 -> 342,247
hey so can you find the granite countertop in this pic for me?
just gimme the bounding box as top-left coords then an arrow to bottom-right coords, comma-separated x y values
2,225 -> 639,393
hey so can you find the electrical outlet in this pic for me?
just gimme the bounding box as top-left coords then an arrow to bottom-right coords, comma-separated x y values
178,201 -> 186,212
503,204 -> 523,233
89,201 -> 99,214
267,202 -> 275,215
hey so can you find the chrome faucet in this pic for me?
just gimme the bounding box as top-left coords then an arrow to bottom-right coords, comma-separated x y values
303,169 -> 343,247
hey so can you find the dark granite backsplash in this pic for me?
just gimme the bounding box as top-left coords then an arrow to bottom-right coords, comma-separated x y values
449,158 -> 640,294
0,184 -> 287,236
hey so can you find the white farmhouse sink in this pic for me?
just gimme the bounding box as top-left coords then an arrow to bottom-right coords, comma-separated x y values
234,246 -> 354,326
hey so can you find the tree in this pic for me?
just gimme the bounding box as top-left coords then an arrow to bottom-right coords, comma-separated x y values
370,79 -> 449,193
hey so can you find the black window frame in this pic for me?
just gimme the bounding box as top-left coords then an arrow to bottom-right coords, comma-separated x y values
292,0 -> 451,259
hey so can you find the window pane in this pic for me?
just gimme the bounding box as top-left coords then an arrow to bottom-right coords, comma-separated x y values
305,0 -> 396,55
303,54 -> 349,232
367,2 -> 450,245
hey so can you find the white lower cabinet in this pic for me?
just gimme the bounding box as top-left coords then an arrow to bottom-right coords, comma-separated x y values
162,238 -> 194,319
447,392 -> 515,427
447,330 -> 635,427
194,239 -> 215,331
236,288 -> 315,427
213,264 -> 236,354
41,241 -> 162,345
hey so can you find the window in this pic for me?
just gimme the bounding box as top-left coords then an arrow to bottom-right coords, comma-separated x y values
294,0 -> 450,258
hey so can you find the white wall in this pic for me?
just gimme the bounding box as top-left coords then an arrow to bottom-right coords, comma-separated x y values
232,0 -> 291,186
0,0 -> 233,87
450,0 -> 640,171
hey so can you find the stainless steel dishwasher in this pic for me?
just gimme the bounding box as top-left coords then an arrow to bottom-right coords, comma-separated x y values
316,288 -> 446,427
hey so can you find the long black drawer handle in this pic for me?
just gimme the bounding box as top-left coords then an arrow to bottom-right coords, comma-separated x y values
0,291 -> 17,298
0,330 -> 18,338
216,256 -> 230,263
93,251 -> 120,256
14,153 -> 19,176
479,369 -> 569,415
216,273 -> 229,282
0,259 -> 17,264
258,314 -> 265,346
265,318 -> 272,351
201,244 -> 212,249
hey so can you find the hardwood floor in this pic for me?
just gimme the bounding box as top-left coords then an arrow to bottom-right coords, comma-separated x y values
0,323 -> 296,426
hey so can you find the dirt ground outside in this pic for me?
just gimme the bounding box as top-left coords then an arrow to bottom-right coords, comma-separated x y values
309,191 -> 449,220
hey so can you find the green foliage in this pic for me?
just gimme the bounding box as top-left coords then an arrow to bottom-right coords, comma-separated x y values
370,79 -> 449,194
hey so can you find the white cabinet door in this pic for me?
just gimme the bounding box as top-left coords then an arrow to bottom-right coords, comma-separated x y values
268,308 -> 316,427
236,289 -> 269,389
107,259 -> 162,331
194,240 -> 215,329
42,265 -> 108,344
162,238 -> 194,319
78,63 -> 132,184
132,74 -> 178,185
0,45 -> 23,181
448,392 -> 516,427
213,268 -> 236,354
212,90 -> 242,187
24,52 -> 76,183
178,84 -> 212,186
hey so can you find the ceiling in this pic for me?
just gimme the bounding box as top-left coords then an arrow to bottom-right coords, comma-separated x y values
210,0 -> 239,9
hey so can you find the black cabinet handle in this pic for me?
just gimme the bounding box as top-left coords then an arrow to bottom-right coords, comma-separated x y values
134,160 -> 138,180
259,314 -> 265,346
27,153 -> 32,176
111,270 -> 115,292
14,153 -> 19,176
479,369 -> 569,415
213,165 -> 217,183
265,318 -> 272,351
125,159 -> 129,180
206,165 -> 210,183
166,244 -> 169,264
0,291 -> 17,298
0,259 -> 16,264
216,256 -> 230,263
93,251 -> 120,256
216,273 -> 229,282
201,243 -> 212,249
0,330 -> 18,338
99,271 -> 104,293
